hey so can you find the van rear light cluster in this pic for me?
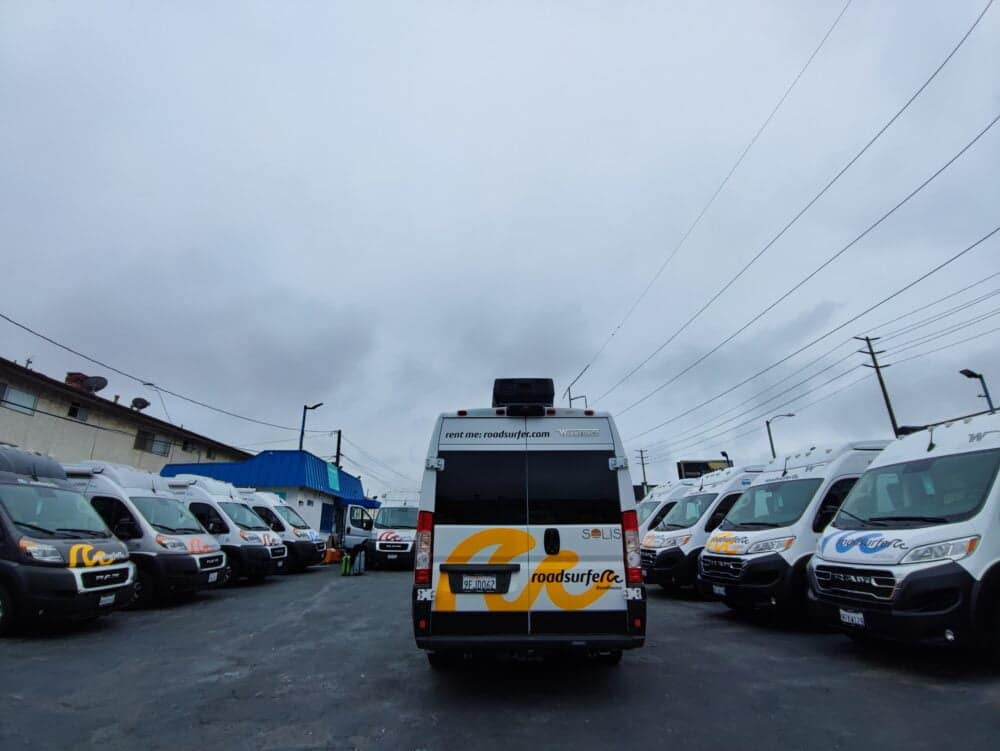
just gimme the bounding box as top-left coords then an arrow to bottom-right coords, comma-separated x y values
621,510 -> 642,584
413,511 -> 434,585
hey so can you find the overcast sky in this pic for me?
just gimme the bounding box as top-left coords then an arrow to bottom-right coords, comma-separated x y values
2,1 -> 999,495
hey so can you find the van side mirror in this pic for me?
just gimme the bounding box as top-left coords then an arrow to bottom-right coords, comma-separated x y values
361,517 -> 373,532
207,520 -> 227,534
113,519 -> 139,539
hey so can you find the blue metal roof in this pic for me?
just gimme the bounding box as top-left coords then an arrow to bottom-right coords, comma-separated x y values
161,450 -> 379,508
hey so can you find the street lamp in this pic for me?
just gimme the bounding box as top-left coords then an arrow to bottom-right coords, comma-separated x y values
299,402 -> 324,451
959,369 -> 995,413
765,413 -> 795,459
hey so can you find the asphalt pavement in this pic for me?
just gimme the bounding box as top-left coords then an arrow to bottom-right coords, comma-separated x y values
1,567 -> 998,750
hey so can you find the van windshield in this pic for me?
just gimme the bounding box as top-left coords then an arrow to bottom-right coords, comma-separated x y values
131,496 -> 205,535
273,505 -> 310,529
375,507 -> 418,529
0,483 -> 111,539
219,502 -> 269,531
655,493 -> 717,530
720,479 -> 823,530
833,448 -> 1000,529
636,499 -> 659,525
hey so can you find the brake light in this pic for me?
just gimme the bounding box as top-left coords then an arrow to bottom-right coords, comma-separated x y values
414,511 -> 434,585
621,510 -> 642,584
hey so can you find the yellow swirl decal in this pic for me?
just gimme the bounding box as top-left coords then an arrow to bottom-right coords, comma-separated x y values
434,528 -> 618,612
68,544 -> 119,568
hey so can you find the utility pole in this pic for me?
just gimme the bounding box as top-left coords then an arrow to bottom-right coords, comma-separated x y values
856,336 -> 899,437
335,429 -> 342,468
635,449 -> 649,495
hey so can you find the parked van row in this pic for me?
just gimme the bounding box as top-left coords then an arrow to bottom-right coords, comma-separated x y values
0,447 -> 327,636
641,411 -> 1000,658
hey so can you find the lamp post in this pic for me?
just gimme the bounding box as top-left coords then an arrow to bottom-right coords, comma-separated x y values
299,402 -> 324,451
960,369 -> 995,413
765,413 -> 795,460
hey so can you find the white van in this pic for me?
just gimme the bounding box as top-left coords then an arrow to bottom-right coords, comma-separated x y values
167,475 -> 287,583
368,498 -> 419,569
698,441 -> 889,616
63,462 -> 227,604
638,481 -> 696,541
641,465 -> 763,591
808,413 -> 1000,654
241,490 -> 326,572
411,378 -> 645,667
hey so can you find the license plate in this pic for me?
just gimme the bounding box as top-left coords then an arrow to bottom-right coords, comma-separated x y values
387,553 -> 398,559
461,574 -> 498,593
208,572 -> 219,583
712,584 -> 726,597
99,594 -> 115,607
839,609 -> 865,627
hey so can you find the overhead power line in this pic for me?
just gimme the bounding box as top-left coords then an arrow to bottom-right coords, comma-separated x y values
616,111 -> 1000,419
889,305 -> 1000,355
563,0 -> 855,389
627,224 -> 1000,442
341,436 -> 417,483
594,0 -> 996,404
877,288 -> 1000,341
891,323 -> 1000,367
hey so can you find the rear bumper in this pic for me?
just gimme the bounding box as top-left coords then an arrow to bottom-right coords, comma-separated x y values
809,561 -> 976,644
412,586 -> 646,651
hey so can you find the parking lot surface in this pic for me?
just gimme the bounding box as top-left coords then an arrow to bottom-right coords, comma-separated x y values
1,568 -> 998,751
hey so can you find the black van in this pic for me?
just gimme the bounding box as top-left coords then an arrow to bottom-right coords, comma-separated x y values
0,446 -> 135,635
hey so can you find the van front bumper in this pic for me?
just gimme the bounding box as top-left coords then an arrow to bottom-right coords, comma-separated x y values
696,553 -> 793,606
14,563 -> 136,620
641,546 -> 700,587
808,560 -> 976,644
289,540 -> 325,567
149,552 -> 226,592
226,545 -> 285,577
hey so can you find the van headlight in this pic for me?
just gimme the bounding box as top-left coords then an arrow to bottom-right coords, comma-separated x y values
239,530 -> 263,544
746,537 -> 796,555
293,529 -> 311,538
155,534 -> 188,551
19,537 -> 63,563
899,536 -> 979,565
658,534 -> 693,550
642,532 -> 657,547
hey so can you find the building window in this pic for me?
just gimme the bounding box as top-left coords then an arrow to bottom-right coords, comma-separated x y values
134,429 -> 171,457
68,402 -> 89,422
0,383 -> 37,415
205,449 -> 216,460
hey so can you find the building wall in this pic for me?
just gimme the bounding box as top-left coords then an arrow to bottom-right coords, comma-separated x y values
280,487 -> 339,533
0,370 -> 246,472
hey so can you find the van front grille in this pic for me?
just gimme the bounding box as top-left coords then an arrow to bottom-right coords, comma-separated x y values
813,565 -> 895,601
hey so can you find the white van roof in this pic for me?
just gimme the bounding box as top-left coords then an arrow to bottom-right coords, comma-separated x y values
870,412 -> 1000,468
240,489 -> 286,506
168,473 -> 245,500
681,464 -> 765,495
63,461 -> 175,495
753,441 -> 890,484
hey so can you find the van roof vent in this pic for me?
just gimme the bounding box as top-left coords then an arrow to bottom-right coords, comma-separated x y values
492,378 -> 555,408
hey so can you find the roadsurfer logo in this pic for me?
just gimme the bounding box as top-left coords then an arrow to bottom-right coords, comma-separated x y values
821,531 -> 908,556
189,538 -> 217,554
434,528 -> 626,612
705,532 -> 751,555
68,544 -> 127,567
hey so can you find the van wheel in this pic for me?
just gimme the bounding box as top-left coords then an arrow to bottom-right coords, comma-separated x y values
984,598 -> 1000,664
426,651 -> 459,669
0,583 -> 16,637
226,561 -> 241,586
131,569 -> 157,608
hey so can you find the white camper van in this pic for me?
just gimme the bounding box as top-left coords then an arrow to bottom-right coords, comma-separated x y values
809,413 -> 1000,655
241,490 -> 325,571
412,378 -> 646,667
168,475 -> 287,583
638,481 -> 696,541
698,441 -> 889,616
641,465 -> 763,591
368,497 -> 419,569
63,462 -> 226,604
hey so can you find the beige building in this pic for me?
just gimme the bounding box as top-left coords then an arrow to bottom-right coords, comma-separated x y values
0,356 -> 250,472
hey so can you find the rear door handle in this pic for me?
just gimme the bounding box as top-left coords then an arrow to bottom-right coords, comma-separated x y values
544,528 -> 560,555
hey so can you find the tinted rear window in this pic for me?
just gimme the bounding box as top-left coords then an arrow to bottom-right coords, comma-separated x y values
434,450 -> 621,525
435,451 -> 527,525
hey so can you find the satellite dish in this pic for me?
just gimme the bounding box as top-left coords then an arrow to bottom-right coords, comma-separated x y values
131,397 -> 151,411
81,376 -> 108,393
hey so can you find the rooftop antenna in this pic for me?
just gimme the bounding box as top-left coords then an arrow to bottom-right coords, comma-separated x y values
926,426 -> 936,453
781,456 -> 791,477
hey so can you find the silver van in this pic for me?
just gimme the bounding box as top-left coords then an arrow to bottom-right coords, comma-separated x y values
167,475 -> 287,583
63,462 -> 227,605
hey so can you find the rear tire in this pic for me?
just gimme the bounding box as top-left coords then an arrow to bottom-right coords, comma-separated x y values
0,583 -> 16,637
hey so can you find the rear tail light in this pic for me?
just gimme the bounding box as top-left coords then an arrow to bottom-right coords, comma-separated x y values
414,511 -> 434,585
621,510 -> 642,584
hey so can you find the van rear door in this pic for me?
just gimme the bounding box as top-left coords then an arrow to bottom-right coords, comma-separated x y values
430,419 -> 532,634
525,417 -> 628,634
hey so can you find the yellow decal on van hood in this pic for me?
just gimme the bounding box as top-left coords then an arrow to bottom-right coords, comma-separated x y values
705,532 -> 751,556
68,544 -> 127,567
434,528 -> 621,612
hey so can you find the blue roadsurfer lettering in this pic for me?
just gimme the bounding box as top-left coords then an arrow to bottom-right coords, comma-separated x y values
821,530 -> 908,555
442,430 -> 551,440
